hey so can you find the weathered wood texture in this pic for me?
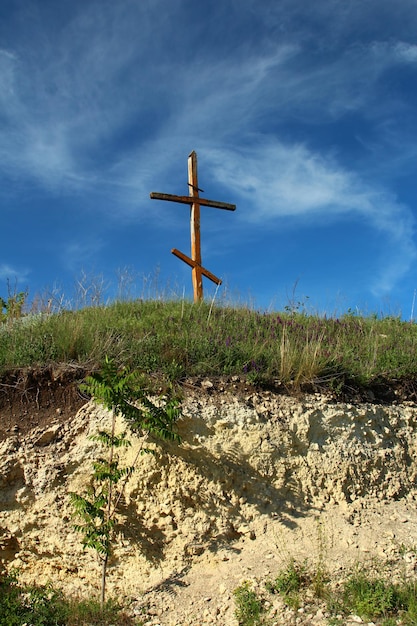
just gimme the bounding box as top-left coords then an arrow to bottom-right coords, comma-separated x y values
171,248 -> 222,285
150,151 -> 235,302
149,193 -> 236,211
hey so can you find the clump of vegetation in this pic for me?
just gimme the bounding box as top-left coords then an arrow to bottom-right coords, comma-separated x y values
233,581 -> 266,625
234,560 -> 417,626
0,572 -> 138,626
266,559 -> 309,610
339,570 -> 417,624
0,285 -> 27,324
1,294 -> 417,396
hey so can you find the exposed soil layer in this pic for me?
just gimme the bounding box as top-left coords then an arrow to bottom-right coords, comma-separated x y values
0,365 -> 88,441
1,365 -> 417,444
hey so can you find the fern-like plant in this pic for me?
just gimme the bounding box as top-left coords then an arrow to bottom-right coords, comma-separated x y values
69,356 -> 181,607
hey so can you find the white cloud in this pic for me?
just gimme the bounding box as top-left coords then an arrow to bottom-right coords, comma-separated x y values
393,42 -> 417,63
204,142 -> 416,295
0,49 -> 18,99
0,264 -> 30,284
369,40 -> 417,66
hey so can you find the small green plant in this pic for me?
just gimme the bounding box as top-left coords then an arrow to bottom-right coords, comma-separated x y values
65,595 -> 139,625
311,518 -> 329,598
267,559 -> 305,595
266,559 -> 308,610
233,581 -> 266,625
70,356 -> 181,608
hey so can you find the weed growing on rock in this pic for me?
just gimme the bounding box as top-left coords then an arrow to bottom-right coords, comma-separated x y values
69,356 -> 181,608
265,559 -> 308,610
311,517 -> 330,598
233,581 -> 266,625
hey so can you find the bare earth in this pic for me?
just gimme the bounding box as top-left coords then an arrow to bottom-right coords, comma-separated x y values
1,369 -> 416,625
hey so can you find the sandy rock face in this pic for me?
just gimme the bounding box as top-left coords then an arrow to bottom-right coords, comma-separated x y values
1,390 -> 417,618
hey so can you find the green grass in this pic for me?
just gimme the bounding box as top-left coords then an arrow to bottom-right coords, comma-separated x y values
235,561 -> 417,626
1,298 -> 417,393
0,572 -> 139,625
340,571 -> 417,624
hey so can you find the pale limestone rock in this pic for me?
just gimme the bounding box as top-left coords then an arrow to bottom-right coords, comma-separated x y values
0,393 -> 417,625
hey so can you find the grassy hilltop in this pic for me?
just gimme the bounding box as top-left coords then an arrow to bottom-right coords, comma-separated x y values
1,297 -> 416,398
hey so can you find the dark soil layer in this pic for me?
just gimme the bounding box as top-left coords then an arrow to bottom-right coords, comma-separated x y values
0,365 -> 88,442
1,364 -> 417,443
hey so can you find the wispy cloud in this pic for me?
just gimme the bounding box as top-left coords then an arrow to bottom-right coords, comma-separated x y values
394,41 -> 417,63
1,0 -> 416,201
205,142 -> 416,295
0,264 -> 30,285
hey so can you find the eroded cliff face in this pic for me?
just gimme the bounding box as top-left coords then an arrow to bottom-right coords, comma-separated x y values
1,388 -> 416,606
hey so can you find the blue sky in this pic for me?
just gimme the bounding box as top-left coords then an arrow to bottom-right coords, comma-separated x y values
1,0 -> 417,317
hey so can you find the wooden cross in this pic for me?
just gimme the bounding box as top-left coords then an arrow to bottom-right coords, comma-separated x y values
150,151 -> 236,302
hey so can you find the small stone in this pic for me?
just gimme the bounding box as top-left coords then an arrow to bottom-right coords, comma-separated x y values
187,544 -> 204,556
35,424 -> 61,446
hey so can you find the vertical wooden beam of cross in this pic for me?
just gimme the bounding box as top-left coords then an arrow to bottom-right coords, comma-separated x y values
188,151 -> 202,300
150,151 -> 236,302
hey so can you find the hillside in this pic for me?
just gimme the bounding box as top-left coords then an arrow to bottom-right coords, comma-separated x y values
1,366 -> 417,625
